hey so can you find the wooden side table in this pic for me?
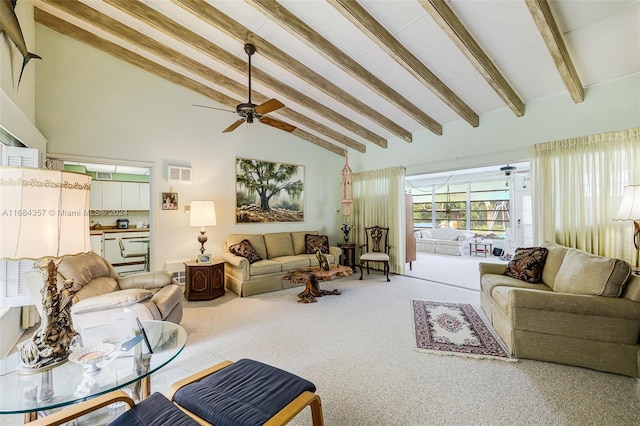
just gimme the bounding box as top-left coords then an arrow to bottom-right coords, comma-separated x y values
184,260 -> 225,301
337,242 -> 356,272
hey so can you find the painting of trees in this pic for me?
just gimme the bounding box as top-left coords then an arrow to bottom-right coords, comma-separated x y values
235,158 -> 304,223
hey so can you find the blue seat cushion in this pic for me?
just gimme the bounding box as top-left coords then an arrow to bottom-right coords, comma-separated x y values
174,359 -> 316,426
109,392 -> 198,426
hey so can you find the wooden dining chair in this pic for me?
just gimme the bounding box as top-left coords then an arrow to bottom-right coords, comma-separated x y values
359,226 -> 391,282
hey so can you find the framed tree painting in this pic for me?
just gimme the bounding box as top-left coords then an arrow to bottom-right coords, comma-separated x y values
235,158 -> 304,223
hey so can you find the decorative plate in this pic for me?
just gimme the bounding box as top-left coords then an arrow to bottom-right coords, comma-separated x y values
69,343 -> 115,374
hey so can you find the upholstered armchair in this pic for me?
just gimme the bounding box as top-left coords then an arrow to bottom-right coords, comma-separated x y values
23,252 -> 183,331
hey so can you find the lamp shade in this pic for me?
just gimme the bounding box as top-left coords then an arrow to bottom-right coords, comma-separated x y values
0,167 -> 92,260
614,184 -> 640,221
190,201 -> 217,227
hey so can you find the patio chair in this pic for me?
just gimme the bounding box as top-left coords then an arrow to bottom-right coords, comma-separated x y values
359,225 -> 391,282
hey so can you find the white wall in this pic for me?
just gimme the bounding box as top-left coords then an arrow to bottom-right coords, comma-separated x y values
35,26 -> 345,270
355,73 -> 640,175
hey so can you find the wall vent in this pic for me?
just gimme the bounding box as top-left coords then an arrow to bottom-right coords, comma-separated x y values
168,166 -> 191,183
96,171 -> 113,180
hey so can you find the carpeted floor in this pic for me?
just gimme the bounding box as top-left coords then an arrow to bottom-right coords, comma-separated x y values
4,270 -> 639,425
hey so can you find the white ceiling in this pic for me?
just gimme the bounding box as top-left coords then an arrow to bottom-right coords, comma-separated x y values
33,0 -> 640,155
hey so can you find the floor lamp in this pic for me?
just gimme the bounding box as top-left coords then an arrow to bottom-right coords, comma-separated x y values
614,184 -> 640,274
0,167 -> 92,370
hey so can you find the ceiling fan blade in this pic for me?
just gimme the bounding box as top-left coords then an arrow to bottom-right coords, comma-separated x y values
259,116 -> 296,133
192,104 -> 235,113
254,99 -> 285,115
222,119 -> 245,133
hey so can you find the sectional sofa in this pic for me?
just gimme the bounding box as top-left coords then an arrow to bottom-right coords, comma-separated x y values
222,231 -> 341,297
480,243 -> 640,376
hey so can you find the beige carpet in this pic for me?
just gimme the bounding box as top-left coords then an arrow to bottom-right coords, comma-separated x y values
4,271 -> 639,425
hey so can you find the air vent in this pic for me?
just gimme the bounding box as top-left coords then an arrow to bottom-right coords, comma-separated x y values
96,171 -> 113,180
168,166 -> 191,183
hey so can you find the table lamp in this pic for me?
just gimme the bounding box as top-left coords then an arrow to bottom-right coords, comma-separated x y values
0,167 -> 92,370
614,184 -> 640,273
190,200 -> 216,260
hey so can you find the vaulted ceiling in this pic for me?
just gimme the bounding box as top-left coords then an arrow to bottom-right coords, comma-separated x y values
33,0 -> 639,156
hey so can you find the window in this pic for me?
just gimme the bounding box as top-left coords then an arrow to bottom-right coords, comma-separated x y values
412,179 -> 510,236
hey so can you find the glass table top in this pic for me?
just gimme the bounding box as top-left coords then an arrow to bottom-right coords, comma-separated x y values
0,320 -> 186,414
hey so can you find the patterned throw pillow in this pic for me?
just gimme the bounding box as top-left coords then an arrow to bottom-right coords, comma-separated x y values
228,239 -> 263,264
305,234 -> 329,254
503,247 -> 549,283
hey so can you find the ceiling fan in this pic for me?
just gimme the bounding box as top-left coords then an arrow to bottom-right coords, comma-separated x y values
193,43 -> 296,133
500,164 -> 518,176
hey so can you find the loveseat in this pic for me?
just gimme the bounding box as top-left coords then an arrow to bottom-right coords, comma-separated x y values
480,243 -> 640,377
24,252 -> 183,331
413,227 -> 475,256
222,231 -> 341,297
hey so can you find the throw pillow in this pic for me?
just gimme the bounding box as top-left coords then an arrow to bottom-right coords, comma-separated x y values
305,234 -> 329,254
503,247 -> 549,283
228,239 -> 263,264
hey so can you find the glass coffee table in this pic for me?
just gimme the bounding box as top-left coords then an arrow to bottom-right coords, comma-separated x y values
0,320 -> 186,423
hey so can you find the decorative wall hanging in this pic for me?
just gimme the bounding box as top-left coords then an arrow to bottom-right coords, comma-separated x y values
235,158 -> 304,223
341,150 -> 353,216
162,192 -> 178,210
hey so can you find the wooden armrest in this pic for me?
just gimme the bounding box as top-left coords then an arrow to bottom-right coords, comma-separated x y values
166,360 -> 234,401
26,391 -> 135,426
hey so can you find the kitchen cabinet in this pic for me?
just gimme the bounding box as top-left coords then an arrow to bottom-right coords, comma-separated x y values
90,234 -> 103,255
121,182 -> 140,210
90,181 -> 150,211
102,181 -> 122,210
89,181 -> 103,210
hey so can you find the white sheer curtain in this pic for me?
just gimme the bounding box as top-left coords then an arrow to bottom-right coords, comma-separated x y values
350,166 -> 406,274
529,127 -> 639,262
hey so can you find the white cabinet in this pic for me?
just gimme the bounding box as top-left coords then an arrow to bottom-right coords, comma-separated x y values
121,182 -> 140,210
102,181 -> 122,210
139,183 -> 150,210
89,181 -> 103,210
90,181 -> 149,211
90,234 -> 103,255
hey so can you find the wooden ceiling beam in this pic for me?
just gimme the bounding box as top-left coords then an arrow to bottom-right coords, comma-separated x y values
104,0 -> 382,149
418,0 -> 525,116
40,0 -> 365,153
173,0 -> 412,143
33,8 -> 345,156
246,0 -> 442,136
330,0 -> 479,127
525,0 -> 584,103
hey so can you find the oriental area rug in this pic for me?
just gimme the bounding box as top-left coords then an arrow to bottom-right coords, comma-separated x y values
411,300 -> 515,361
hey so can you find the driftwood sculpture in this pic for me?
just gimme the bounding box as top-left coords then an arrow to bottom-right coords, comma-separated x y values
297,273 -> 341,303
315,249 -> 330,271
18,258 -> 79,369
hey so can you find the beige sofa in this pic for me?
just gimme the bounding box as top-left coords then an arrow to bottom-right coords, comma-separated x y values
222,231 -> 341,297
414,227 -> 475,256
480,243 -> 640,377
24,252 -> 183,331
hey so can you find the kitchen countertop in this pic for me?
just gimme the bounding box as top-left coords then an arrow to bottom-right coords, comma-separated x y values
90,226 -> 150,235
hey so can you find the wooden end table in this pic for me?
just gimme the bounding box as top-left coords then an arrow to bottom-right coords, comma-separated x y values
337,242 -> 356,271
184,260 -> 225,301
